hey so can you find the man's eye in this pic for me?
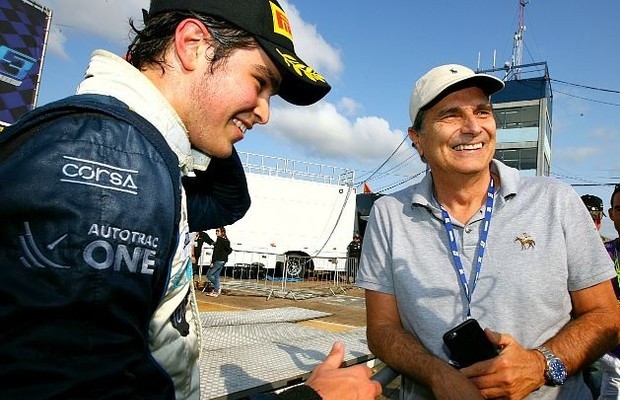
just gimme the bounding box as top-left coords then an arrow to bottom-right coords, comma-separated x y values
440,113 -> 457,120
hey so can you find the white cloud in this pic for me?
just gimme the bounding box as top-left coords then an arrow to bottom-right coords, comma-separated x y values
267,101 -> 406,164
554,147 -> 602,165
589,127 -> 617,140
40,0 -> 146,57
338,97 -> 363,116
45,26 -> 69,60
279,0 -> 343,79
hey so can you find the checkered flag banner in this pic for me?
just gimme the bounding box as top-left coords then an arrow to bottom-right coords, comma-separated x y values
0,0 -> 51,126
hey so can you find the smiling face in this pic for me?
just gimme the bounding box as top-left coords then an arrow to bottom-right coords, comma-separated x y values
183,45 -> 281,158
150,18 -> 283,159
409,86 -> 496,179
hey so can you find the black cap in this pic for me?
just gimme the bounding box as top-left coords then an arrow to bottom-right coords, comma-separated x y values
581,194 -> 605,215
148,0 -> 331,105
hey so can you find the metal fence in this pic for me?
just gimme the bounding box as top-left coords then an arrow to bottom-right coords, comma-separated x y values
194,251 -> 361,300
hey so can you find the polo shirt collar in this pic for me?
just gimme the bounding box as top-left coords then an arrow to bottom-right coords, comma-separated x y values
410,160 -> 521,211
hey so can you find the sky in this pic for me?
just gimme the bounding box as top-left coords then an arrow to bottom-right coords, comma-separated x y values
31,0 -> 620,237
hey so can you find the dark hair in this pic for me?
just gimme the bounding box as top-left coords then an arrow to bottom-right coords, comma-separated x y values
216,226 -> 227,238
126,11 -> 258,73
410,108 -> 428,163
412,108 -> 427,132
611,184 -> 620,206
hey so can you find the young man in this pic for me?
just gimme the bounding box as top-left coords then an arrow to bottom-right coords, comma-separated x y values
0,1 -> 381,399
203,227 -> 231,297
345,232 -> 363,283
357,64 -> 620,399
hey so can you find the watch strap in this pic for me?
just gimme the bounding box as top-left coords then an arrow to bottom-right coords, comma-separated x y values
535,345 -> 567,386
535,345 -> 553,361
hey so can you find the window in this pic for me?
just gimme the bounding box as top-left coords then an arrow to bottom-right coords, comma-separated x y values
495,147 -> 537,171
494,106 -> 539,129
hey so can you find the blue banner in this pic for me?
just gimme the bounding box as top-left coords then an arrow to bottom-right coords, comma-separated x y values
0,0 -> 50,126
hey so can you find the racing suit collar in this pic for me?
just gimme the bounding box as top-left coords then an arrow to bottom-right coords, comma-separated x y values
76,49 -> 197,174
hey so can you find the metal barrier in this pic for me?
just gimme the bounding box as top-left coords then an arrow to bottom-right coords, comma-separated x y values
195,250 -> 362,300
371,364 -> 399,386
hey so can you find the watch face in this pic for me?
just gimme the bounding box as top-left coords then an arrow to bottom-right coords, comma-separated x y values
548,358 -> 567,385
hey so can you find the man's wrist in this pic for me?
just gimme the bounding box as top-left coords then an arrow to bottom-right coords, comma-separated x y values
535,346 -> 567,386
532,348 -> 547,386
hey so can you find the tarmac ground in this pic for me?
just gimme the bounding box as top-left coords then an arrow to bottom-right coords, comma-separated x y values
195,278 -> 400,399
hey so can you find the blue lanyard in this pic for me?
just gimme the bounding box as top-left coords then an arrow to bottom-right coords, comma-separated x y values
439,179 -> 495,318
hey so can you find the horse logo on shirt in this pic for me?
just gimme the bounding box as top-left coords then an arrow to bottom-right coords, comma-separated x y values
515,233 -> 536,250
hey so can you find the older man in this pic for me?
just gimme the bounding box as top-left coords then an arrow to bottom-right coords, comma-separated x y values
357,64 -> 620,399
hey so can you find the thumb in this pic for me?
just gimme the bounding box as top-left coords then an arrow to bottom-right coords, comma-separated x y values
319,341 -> 345,370
485,328 -> 512,351
484,328 -> 501,345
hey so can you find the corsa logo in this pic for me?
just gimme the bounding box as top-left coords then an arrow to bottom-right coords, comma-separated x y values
270,1 -> 293,42
61,156 -> 139,195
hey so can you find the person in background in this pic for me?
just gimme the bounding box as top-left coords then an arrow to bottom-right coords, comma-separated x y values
580,194 -> 610,397
606,185 -> 620,299
192,230 -> 211,284
203,227 -> 231,297
582,194 -> 611,241
0,0 -> 381,398
598,185 -> 620,399
345,232 -> 363,283
194,231 -> 210,267
357,63 -> 620,399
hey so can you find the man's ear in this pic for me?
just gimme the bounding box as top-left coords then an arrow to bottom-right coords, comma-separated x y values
174,18 -> 212,72
408,126 -> 423,157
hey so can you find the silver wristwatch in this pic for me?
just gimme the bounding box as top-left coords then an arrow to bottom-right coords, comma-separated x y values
535,346 -> 567,386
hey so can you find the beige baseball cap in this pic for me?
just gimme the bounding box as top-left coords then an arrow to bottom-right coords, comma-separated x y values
409,64 -> 505,125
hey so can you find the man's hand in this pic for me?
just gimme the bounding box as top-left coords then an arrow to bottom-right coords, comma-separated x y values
462,329 -> 546,400
305,341 -> 382,399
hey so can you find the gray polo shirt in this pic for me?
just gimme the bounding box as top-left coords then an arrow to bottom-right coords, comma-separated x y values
357,160 -> 615,399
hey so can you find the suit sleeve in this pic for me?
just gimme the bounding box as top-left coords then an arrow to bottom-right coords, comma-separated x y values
204,233 -> 215,246
183,147 -> 251,231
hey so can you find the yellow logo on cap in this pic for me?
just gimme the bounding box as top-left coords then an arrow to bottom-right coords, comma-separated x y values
270,1 -> 293,41
276,48 -> 327,83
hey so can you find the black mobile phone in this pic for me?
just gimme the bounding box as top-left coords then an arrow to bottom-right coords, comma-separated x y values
442,318 -> 499,369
